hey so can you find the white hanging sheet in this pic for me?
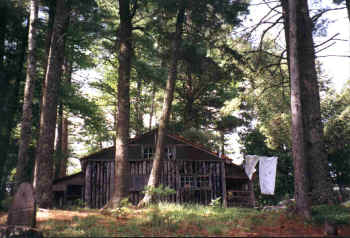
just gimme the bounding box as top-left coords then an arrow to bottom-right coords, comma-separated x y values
244,155 -> 278,195
244,155 -> 260,180
259,156 -> 278,195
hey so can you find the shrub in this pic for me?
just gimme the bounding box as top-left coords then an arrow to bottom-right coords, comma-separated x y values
142,185 -> 176,203
209,197 -> 222,209
311,204 -> 350,225
1,196 -> 13,211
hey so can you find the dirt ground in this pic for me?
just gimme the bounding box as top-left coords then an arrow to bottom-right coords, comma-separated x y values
1,209 -> 350,237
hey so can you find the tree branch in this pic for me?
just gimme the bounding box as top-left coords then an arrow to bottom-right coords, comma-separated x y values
314,33 -> 339,49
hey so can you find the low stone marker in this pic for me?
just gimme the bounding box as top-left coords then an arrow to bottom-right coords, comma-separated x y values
7,183 -> 36,227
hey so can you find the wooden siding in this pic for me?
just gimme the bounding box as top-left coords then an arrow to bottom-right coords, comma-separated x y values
82,132 -> 251,208
84,161 -> 114,209
84,159 -> 225,208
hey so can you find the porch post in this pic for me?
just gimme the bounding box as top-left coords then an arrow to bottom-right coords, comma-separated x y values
221,161 -> 227,208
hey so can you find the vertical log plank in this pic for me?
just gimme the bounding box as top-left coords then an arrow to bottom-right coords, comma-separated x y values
221,161 -> 227,208
85,163 -> 91,208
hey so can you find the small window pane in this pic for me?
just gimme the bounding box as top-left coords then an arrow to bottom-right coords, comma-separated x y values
164,146 -> 176,160
143,145 -> 154,159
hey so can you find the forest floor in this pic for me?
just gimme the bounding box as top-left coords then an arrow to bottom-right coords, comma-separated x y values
1,203 -> 350,237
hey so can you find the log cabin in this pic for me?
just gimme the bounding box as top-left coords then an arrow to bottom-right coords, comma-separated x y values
53,172 -> 84,207
75,130 -> 254,208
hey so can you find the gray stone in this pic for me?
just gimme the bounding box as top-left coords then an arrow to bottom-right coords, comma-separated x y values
7,183 -> 36,227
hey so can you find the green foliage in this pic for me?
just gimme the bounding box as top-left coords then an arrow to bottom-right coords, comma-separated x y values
322,85 -> 350,191
110,198 -> 132,219
206,223 -> 228,236
172,127 -> 221,153
209,197 -> 222,209
240,129 -> 294,206
38,203 -> 268,237
0,196 -> 13,211
59,81 -> 112,153
42,215 -> 112,237
143,185 -> 176,203
0,0 -> 29,200
311,205 -> 350,225
62,198 -> 86,211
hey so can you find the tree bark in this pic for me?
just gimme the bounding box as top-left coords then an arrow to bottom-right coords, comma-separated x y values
55,57 -> 71,179
40,0 -> 56,115
183,68 -> 195,130
138,2 -> 186,207
282,0 -> 333,207
105,0 -> 133,208
16,0 -> 39,187
135,78 -> 143,136
149,82 -> 156,130
297,0 -> 333,204
288,0 -> 311,219
59,115 -> 69,177
55,103 -> 64,179
33,0 -> 69,208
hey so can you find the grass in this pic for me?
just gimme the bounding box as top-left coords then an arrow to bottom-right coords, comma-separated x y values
311,204 -> 350,225
41,215 -> 113,237
32,202 -> 350,237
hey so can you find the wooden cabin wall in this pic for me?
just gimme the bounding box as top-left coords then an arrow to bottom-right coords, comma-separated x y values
84,161 -> 114,209
83,140 -> 244,208
176,160 -> 223,205
84,159 -> 224,208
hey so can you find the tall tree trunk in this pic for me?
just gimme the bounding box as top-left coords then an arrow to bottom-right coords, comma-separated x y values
183,68 -> 195,130
40,0 -> 56,116
220,130 -> 225,156
282,0 -> 333,206
33,0 -> 69,208
58,59 -> 72,178
138,3 -> 186,207
55,57 -> 71,179
281,0 -> 290,74
149,82 -> 156,130
297,0 -> 333,204
135,78 -> 143,136
288,0 -> 311,219
59,114 -> 69,177
105,0 -> 133,208
55,103 -> 64,179
16,0 -> 39,187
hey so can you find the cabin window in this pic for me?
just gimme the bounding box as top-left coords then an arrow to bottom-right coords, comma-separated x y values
181,176 -> 194,189
197,176 -> 209,188
181,175 -> 209,189
164,145 -> 176,160
142,145 -> 154,159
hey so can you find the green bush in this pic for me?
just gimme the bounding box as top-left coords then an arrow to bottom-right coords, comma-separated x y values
110,198 -> 132,218
311,204 -> 350,225
1,196 -> 13,211
142,185 -> 176,203
209,197 -> 222,209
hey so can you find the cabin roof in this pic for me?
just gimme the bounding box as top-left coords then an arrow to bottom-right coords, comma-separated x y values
80,130 -> 238,165
53,172 -> 83,184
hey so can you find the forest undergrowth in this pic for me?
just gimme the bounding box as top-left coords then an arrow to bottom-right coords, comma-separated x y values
1,202 -> 350,237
